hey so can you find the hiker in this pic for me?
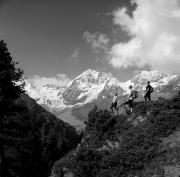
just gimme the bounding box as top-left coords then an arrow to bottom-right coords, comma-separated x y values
110,93 -> 118,114
124,85 -> 138,114
125,85 -> 134,114
117,86 -> 138,115
144,81 -> 153,101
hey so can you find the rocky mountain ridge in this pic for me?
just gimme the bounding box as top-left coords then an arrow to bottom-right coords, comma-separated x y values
52,93 -> 180,177
24,69 -> 180,130
25,69 -> 179,111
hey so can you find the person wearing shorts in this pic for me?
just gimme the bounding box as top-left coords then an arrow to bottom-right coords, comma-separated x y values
125,85 -> 134,114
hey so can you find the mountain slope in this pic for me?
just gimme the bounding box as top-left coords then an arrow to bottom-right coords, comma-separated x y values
25,69 -> 179,110
62,69 -> 124,105
120,70 -> 178,92
25,69 -> 180,129
52,92 -> 180,177
25,80 -> 67,110
2,93 -> 80,177
67,70 -> 179,128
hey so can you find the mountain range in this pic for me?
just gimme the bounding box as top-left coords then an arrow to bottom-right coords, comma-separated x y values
24,69 -> 180,130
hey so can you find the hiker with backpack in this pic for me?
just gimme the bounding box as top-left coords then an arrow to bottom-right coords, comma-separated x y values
144,81 -> 153,101
123,85 -> 138,114
110,93 -> 118,114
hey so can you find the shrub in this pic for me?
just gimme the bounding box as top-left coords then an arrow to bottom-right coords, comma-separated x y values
55,95 -> 180,177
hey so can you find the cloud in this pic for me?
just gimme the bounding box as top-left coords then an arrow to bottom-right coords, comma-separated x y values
28,74 -> 70,89
83,31 -> 109,53
71,49 -> 80,59
0,0 -> 8,6
109,0 -> 180,74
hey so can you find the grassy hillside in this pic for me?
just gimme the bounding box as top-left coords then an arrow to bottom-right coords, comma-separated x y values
70,89 -> 180,128
52,92 -> 180,177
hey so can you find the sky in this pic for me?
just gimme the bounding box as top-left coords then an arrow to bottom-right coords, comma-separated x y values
0,0 -> 180,86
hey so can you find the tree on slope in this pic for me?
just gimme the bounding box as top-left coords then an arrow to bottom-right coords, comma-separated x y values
0,40 -> 24,177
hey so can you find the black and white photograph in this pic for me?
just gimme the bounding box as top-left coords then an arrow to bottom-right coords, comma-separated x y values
0,0 -> 180,176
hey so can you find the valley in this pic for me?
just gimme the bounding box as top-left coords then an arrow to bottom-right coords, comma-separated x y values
25,69 -> 180,130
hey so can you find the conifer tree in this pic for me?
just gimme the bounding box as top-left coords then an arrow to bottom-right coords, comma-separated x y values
0,40 -> 24,177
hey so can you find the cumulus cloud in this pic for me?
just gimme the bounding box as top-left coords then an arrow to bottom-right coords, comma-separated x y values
28,74 -> 70,89
83,31 -> 109,53
109,0 -> 180,74
71,49 -> 80,59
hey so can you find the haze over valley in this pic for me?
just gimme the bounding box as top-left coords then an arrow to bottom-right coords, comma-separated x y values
25,69 -> 180,130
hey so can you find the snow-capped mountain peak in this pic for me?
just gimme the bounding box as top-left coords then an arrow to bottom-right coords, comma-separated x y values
25,69 -> 179,111
133,70 -> 167,82
131,70 -> 177,90
74,69 -> 113,85
62,69 -> 115,105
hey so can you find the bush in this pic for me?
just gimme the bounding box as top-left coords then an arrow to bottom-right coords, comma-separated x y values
54,95 -> 180,177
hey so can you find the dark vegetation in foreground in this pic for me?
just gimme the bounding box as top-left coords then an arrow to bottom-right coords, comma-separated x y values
0,40 -> 80,177
3,95 -> 80,177
2,39 -> 180,177
52,92 -> 180,177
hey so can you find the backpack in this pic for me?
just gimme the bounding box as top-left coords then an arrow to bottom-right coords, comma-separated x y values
132,90 -> 138,99
150,86 -> 153,93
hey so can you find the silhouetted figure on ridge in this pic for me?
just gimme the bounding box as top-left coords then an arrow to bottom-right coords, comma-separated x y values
111,93 -> 118,114
144,81 -> 153,101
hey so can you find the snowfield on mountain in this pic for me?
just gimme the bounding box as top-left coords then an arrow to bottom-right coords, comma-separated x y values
24,69 -> 180,129
25,69 -> 179,109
